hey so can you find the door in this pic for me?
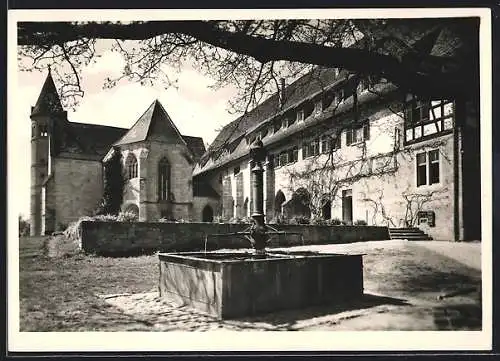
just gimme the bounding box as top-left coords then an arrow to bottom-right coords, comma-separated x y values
202,205 -> 214,222
342,189 -> 353,225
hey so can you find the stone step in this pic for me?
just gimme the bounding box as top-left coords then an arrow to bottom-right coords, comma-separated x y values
388,227 -> 432,241
389,232 -> 428,237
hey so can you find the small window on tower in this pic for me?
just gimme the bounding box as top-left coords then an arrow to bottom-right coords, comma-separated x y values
40,125 -> 48,137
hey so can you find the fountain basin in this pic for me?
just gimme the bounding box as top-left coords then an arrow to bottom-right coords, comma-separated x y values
158,251 -> 363,319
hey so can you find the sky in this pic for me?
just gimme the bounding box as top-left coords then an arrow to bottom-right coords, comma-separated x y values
14,44 -> 239,219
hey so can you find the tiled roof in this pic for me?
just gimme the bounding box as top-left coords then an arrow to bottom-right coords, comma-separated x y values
204,67 -> 340,157
114,100 -> 185,146
56,122 -> 127,158
193,82 -> 397,176
182,135 -> 206,162
195,20 -> 469,175
193,178 -> 220,198
30,70 -> 64,117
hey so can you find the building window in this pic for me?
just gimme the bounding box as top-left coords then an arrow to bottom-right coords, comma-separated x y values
416,152 -> 427,186
273,154 -> 280,168
416,150 -> 440,187
405,98 -> 454,143
39,125 -> 48,137
321,137 -> 330,154
233,166 -> 240,176
321,135 -> 341,153
358,78 -> 369,93
296,109 -> 305,122
337,89 -> 345,104
310,138 -> 319,157
279,151 -> 289,167
273,119 -> 282,133
302,138 -> 319,159
158,157 -> 170,201
346,122 -> 370,146
288,147 -> 299,163
429,150 -> 440,184
314,100 -> 323,114
125,153 -> 138,180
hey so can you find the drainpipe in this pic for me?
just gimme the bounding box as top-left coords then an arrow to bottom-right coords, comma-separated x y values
453,100 -> 464,242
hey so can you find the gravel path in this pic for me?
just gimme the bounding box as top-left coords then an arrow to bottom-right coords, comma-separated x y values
99,240 -> 482,331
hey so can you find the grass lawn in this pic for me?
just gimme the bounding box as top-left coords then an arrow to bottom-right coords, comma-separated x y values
19,236 -> 158,331
18,237 -> 482,331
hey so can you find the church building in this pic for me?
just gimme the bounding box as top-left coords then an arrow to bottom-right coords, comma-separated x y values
29,70 -> 209,235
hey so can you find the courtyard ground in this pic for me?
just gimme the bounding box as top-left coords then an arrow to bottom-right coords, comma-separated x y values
18,237 -> 482,331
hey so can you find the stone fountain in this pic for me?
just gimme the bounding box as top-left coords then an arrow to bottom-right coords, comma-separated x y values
158,140 -> 364,319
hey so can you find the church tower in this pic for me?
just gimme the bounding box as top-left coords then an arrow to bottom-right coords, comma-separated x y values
29,69 -> 66,235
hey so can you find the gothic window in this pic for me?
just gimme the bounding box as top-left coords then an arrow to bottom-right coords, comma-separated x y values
125,153 -> 138,180
158,157 -> 170,201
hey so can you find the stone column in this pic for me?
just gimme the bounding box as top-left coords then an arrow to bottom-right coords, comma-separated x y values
138,148 -> 149,221
249,139 -> 268,255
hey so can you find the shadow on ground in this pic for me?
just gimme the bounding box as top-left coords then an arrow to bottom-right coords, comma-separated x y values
229,293 -> 411,330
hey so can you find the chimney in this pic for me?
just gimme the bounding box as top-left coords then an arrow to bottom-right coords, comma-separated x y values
279,78 -> 286,108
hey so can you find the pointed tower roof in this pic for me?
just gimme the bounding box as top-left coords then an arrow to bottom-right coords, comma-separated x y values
113,100 -> 186,146
30,69 -> 64,117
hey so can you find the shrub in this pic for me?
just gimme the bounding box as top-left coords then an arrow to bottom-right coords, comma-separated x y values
268,214 -> 288,225
116,211 -> 138,222
92,214 -> 119,222
310,217 -> 329,226
329,218 -> 342,226
213,216 -> 226,223
157,217 -> 187,223
228,217 -> 252,224
290,216 -> 310,225
18,215 -> 30,236
354,219 -> 368,226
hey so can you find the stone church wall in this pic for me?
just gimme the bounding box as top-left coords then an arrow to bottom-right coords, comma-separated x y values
52,156 -> 103,227
192,196 -> 220,222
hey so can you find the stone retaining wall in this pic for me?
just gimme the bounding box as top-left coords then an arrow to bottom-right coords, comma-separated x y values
81,221 -> 390,256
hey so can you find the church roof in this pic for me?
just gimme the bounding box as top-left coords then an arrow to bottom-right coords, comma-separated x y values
60,122 -> 128,157
30,69 -> 64,117
182,135 -> 206,162
113,100 -> 185,146
192,178 -> 220,198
